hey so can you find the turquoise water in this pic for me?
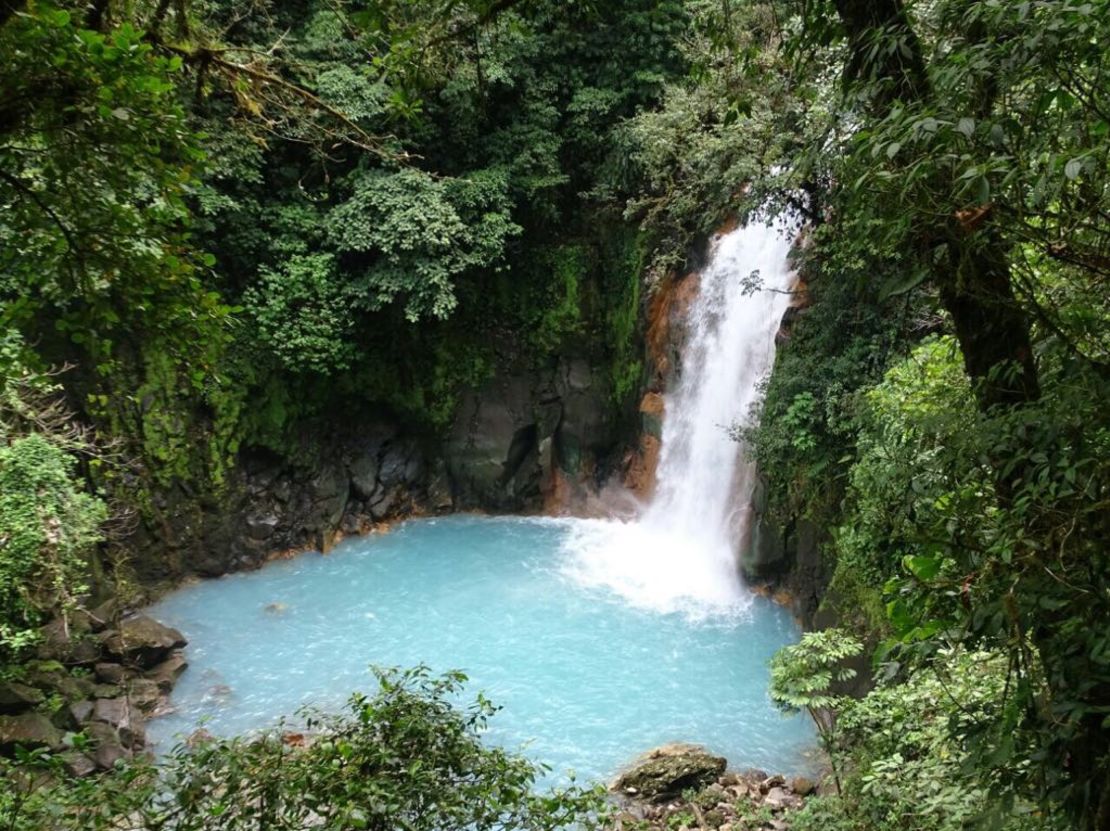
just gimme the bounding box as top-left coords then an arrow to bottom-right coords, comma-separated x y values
145,516 -> 815,784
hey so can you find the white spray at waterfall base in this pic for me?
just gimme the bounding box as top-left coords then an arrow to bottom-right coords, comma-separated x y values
560,217 -> 798,620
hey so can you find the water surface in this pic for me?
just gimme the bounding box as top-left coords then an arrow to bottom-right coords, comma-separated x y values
146,516 -> 814,785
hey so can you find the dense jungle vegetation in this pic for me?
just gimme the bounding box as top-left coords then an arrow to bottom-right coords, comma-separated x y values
1,0 -> 1108,829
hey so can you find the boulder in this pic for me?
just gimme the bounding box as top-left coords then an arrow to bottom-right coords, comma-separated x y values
124,678 -> 164,713
348,450 -> 382,501
789,775 -> 816,797
246,514 -> 280,541
84,721 -> 128,770
612,744 -> 727,802
0,712 -> 64,752
378,439 -> 423,489
760,774 -> 785,793
368,486 -> 400,521
0,680 -> 44,714
73,598 -> 117,633
36,620 -> 101,665
763,786 -> 803,812
93,697 -> 144,747
51,701 -> 80,731
22,663 -> 94,701
145,650 -> 188,693
62,751 -> 98,778
68,700 -> 95,726
101,615 -> 187,669
95,663 -> 127,685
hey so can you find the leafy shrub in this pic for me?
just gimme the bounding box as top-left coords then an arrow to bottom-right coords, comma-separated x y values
0,667 -> 607,831
791,650 -> 1064,831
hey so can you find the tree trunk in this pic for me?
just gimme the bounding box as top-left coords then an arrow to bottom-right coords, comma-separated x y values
833,0 -> 1039,413
942,230 -> 1040,411
824,4 -> 1110,830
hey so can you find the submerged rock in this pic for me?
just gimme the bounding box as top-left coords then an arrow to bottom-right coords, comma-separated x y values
612,743 -> 727,802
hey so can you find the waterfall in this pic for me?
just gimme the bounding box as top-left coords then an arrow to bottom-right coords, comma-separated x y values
561,217 -> 797,618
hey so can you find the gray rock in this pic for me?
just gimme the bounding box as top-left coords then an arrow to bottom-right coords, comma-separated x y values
51,702 -> 80,731
84,721 -> 128,770
22,663 -> 92,702
36,620 -> 101,665
369,486 -> 400,520
348,451 -> 382,501
62,752 -> 98,777
246,514 -> 280,541
0,712 -> 64,751
703,809 -> 726,827
125,678 -> 164,713
144,650 -> 188,693
0,680 -> 44,714
612,744 -> 727,803
101,615 -> 187,669
95,663 -> 126,684
378,440 -> 422,488
445,375 -> 539,509
92,698 -> 144,747
760,774 -> 785,793
73,599 -> 117,633
763,786 -> 803,812
69,700 -> 95,725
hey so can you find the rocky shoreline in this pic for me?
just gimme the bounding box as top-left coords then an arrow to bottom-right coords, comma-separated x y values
610,744 -> 817,831
0,603 -> 188,775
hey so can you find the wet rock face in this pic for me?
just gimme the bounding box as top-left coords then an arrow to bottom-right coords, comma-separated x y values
443,358 -> 620,513
123,423 -> 439,582
612,743 -> 728,802
118,354 -> 631,584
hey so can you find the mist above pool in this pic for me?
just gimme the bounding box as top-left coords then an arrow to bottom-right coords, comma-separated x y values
146,515 -> 814,784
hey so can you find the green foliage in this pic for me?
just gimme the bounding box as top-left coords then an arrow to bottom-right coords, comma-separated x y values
525,244 -> 586,356
0,434 -> 104,656
599,226 -> 647,407
791,650 -> 1064,831
749,261 -> 913,538
610,1 -> 806,276
0,1 -> 238,493
0,2 -> 229,369
770,629 -> 863,715
0,667 -> 607,831
328,168 -> 520,322
0,338 -> 106,656
770,628 -> 862,795
245,253 -> 358,375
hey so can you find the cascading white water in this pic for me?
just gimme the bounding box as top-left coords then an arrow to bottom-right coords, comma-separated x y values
561,216 -> 797,618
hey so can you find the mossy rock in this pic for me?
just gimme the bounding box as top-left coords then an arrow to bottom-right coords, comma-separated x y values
612,743 -> 726,802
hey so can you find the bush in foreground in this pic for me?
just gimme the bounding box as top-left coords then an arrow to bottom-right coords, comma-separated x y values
0,666 -> 608,831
